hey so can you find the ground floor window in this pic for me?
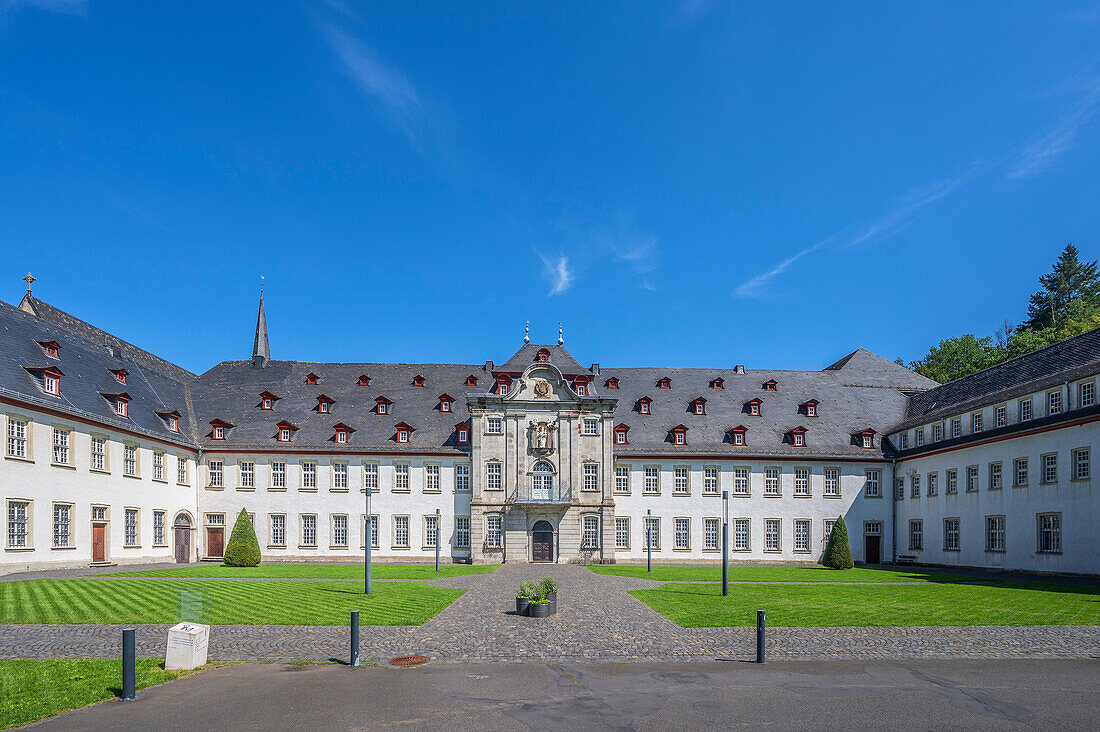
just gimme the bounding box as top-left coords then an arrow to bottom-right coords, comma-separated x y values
7,500 -> 30,549
908,519 -> 922,551
764,519 -> 780,551
943,518 -> 960,551
1074,448 -> 1090,480
733,518 -> 749,551
300,514 -> 317,547
703,517 -> 719,550
50,503 -> 71,548
424,514 -> 439,547
1037,513 -> 1061,553
153,510 -> 166,546
393,515 -> 410,548
823,518 -> 836,547
673,517 -> 690,549
332,514 -> 348,548
485,514 -> 502,549
794,519 -> 810,552
615,517 -> 630,549
644,516 -> 660,550
124,508 -> 139,547
455,516 -> 470,548
270,514 -> 286,547
985,515 -> 1005,553
582,515 -> 600,549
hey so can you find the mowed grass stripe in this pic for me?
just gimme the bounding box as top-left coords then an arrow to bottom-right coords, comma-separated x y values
107,563 -> 499,580
629,581 -> 1100,627
0,579 -> 462,626
589,565 -> 976,583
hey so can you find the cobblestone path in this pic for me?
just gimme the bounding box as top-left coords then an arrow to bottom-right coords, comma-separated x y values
1,563 -> 1098,664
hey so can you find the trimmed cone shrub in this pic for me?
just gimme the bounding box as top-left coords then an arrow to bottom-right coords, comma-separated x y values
223,508 -> 261,567
822,515 -> 854,570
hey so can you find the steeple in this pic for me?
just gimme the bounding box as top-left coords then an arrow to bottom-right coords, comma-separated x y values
252,278 -> 270,368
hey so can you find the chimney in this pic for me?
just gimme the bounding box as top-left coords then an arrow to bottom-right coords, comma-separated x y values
590,363 -> 600,375
484,360 -> 494,372
735,364 -> 745,374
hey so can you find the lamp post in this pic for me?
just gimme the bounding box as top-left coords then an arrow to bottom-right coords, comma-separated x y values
646,508 -> 652,572
364,484 -> 372,595
722,490 -> 729,597
435,508 -> 441,572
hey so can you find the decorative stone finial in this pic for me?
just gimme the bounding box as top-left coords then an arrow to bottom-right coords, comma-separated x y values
22,272 -> 36,295
524,321 -> 530,344
557,322 -> 564,346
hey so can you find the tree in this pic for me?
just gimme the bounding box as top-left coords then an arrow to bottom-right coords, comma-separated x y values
1023,244 -> 1100,330
223,508 -> 261,567
907,334 -> 1004,384
822,516 -> 854,570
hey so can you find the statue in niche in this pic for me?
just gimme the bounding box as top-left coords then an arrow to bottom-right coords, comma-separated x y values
529,420 -> 555,453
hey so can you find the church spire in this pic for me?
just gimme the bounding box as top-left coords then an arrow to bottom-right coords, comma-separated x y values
252,278 -> 270,368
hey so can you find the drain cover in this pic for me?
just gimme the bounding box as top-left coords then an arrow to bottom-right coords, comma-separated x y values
389,655 -> 430,667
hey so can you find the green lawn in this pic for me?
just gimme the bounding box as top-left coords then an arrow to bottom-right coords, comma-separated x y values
0,658 -> 197,729
589,565 -> 972,583
630,581 -> 1100,627
108,563 -> 499,580
0,579 -> 462,625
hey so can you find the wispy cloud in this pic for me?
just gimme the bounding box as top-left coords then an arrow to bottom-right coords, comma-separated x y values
668,0 -> 724,25
0,0 -> 87,15
535,251 -> 574,296
1007,78 -> 1100,179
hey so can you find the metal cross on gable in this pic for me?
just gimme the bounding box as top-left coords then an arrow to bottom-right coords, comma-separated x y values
22,272 -> 36,294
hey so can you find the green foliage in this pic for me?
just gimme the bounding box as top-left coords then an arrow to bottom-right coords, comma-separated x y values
539,575 -> 558,594
1023,244 -> 1100,330
222,509 -> 261,567
907,334 -> 1003,384
534,584 -> 547,602
588,565 -> 970,582
517,581 -> 536,599
111,563 -> 498,579
822,516 -> 854,570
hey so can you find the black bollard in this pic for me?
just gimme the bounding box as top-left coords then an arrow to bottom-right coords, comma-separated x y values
121,628 -> 136,700
755,610 -> 766,664
350,611 -> 360,668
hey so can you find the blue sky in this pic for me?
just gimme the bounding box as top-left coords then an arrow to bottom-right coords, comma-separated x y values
1,1 -> 1098,375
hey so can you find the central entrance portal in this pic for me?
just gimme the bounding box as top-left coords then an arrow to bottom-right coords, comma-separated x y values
532,520 -> 554,562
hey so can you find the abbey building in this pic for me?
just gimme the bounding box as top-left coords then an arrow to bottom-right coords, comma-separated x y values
2,285 -> 1096,575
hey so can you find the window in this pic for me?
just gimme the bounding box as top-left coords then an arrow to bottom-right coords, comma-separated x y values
861,433 -> 872,449
91,505 -> 107,522
301,514 -> 317,547
115,398 -> 128,417
932,423 -> 943,442
986,516 -> 1005,552
733,518 -> 749,551
1047,390 -> 1062,416
643,466 -> 659,494
943,518 -> 960,551
52,503 -> 72,548
1020,398 -> 1033,422
865,469 -> 881,497
486,462 -> 502,491
394,463 -> 410,491
177,456 -> 188,485
487,417 -> 503,434
319,401 -> 330,414
377,401 -> 389,415
673,517 -> 690,550
823,518 -> 836,546
90,436 -> 106,471
615,466 -> 629,494
240,461 -> 255,489
485,514 -> 502,548
971,412 -> 983,434
910,474 -> 920,498
615,517 -> 630,549
794,519 -> 810,552
583,515 -> 600,549
967,465 -> 979,492
1037,513 -> 1061,553
277,427 -> 291,442
763,380 -> 777,391
639,399 -> 651,415
673,429 -> 686,445
153,511 -> 165,546
673,467 -> 689,494
213,426 -> 225,440
168,415 -> 179,432
574,381 -> 588,396
614,426 -> 628,445
425,464 -> 440,492
270,515 -> 286,547
440,397 -> 452,412
1014,458 -> 1028,487
793,431 -> 805,447
951,418 -> 961,438
333,463 -> 348,490
424,515 -> 439,547
995,405 -> 1007,428
271,461 -> 286,489
457,426 -> 469,443
584,463 -> 600,491
806,403 -> 817,417
153,452 -> 165,482
764,519 -> 780,551
692,400 -> 705,415
947,469 -> 958,494
302,462 -> 316,490
7,418 -> 28,458
52,428 -> 69,465
123,444 -> 137,476
455,516 -> 470,548
696,517 -> 717,551
332,515 -> 348,547
794,468 -> 810,496
1042,453 -> 1057,484
456,464 -> 471,491
1080,381 -> 1095,408
915,428 -> 925,447
366,515 -> 379,548
908,519 -> 923,551
927,472 -> 938,497
764,467 -> 780,495
395,428 -> 408,443
1073,448 -> 1090,480
748,401 -> 760,417
899,433 -> 908,450
582,418 -> 599,436
703,467 -> 719,495
895,477 -> 904,499
43,372 -> 59,395
734,467 -> 749,495
658,377 -> 671,389
261,397 -> 272,410
644,516 -> 660,550
124,508 -> 139,547
824,468 -> 840,497
989,462 -> 1002,490
364,463 -> 378,491
7,500 -> 29,548
209,460 -> 223,488
731,428 -> 746,446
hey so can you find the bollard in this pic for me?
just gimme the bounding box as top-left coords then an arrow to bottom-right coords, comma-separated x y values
755,610 -> 766,664
350,611 -> 360,668
121,628 -> 137,700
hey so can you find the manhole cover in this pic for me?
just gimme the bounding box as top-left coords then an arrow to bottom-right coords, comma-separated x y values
389,655 -> 429,667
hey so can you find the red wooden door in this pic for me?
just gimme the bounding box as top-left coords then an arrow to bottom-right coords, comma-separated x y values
92,524 -> 106,563
206,527 -> 224,558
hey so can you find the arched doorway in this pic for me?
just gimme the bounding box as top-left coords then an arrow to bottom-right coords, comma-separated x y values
532,520 -> 555,563
531,461 -> 553,501
173,513 -> 193,564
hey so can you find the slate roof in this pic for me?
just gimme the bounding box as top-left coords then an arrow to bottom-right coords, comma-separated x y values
0,299 -> 198,448
497,344 -> 590,376
893,326 -> 1100,432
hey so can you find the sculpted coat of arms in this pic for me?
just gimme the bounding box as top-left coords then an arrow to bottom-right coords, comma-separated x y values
533,379 -> 551,398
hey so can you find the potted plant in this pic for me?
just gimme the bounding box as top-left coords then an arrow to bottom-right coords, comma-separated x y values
528,585 -> 554,618
540,575 -> 558,612
515,581 -> 535,616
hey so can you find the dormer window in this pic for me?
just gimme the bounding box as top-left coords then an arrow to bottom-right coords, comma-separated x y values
37,340 -> 61,359
113,395 -> 130,417
465,375 -> 478,387
614,424 -> 630,445
276,421 -> 298,442
637,397 -> 652,415
763,379 -> 778,391
305,372 -> 319,385
358,375 -> 371,386
670,424 -> 688,445
536,348 -> 550,363
210,419 -> 233,440
110,368 -> 128,384
573,377 -> 590,396
710,377 -> 724,389
788,426 -> 807,447
412,375 -> 425,387
317,395 -> 335,414
854,428 -> 876,449
605,377 -> 620,389
746,398 -> 762,417
27,366 -> 64,396
439,394 -> 455,412
333,423 -> 355,444
259,391 -> 279,410
728,425 -> 748,446
375,396 -> 392,415
657,376 -> 671,389
394,422 -> 414,443
157,410 -> 181,433
214,426 -> 224,440
801,399 -> 819,418
456,422 -> 470,444
690,397 -> 706,415
496,376 -> 511,395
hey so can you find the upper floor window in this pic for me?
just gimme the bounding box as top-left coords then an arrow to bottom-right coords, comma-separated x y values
110,368 -> 127,384
670,425 -> 687,445
536,348 -> 550,363
745,398 -> 762,417
1079,381 -> 1095,408
375,396 -> 392,415
854,429 -> 875,449
496,378 -> 511,395
995,405 -> 1007,428
710,377 -> 724,389
412,375 -> 425,387
279,428 -> 291,442
456,423 -> 470,444
317,395 -> 334,414
439,394 -> 454,412
789,426 -> 807,447
573,379 -> 589,396
801,400 -> 818,417
728,426 -> 747,446
487,416 -> 503,434
1048,390 -> 1063,415
582,418 -> 599,436
394,422 -> 413,443
915,428 -> 925,447
168,415 -> 178,432
613,424 -> 629,445
38,340 -> 60,359
260,391 -> 278,410
951,418 -> 962,437
210,420 -> 232,440
358,374 -> 371,386
657,376 -> 671,389
465,375 -> 478,386
763,379 -> 777,391
115,396 -> 129,417
304,372 -> 319,385
971,412 -> 983,434
637,397 -> 652,415
691,398 -> 706,415
605,377 -> 619,389
1019,398 -> 1033,421
932,423 -> 943,442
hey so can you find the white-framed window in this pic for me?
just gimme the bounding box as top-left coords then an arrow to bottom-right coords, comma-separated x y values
364,514 -> 379,548
269,515 -> 287,547
240,461 -> 255,489
485,462 -> 502,491
915,428 -> 925,447
123,444 -> 137,476
643,466 -> 659,494
643,515 -> 660,550
899,433 -> 908,450
794,468 -> 810,496
1073,448 -> 1090,480
674,430 -> 686,445
1014,458 -> 1028,487
794,519 -> 810,552
764,467 -> 780,496
271,461 -> 286,489
52,428 -> 70,465
703,517 -> 720,551
967,465 -> 979,492
995,405 -> 1007,428
124,508 -> 139,547
1047,390 -> 1062,416
153,510 -> 166,546
927,472 -> 938,496
487,417 -> 503,434
91,505 -> 107,522
177,456 -> 188,485
301,514 -> 317,547
582,418 -> 599,436
584,463 -> 600,491
1042,453 -> 1057,484
213,426 -> 225,440
394,463 -> 410,491
864,469 -> 881,497
7,417 -> 29,459
733,467 -> 749,495
985,515 -> 1005,552
673,517 -> 690,550
1037,513 -> 1061,553
895,477 -> 904,499
7,500 -> 30,548
908,519 -> 923,551
951,418 -> 962,438
52,503 -> 72,548
90,437 -> 106,471
764,518 -> 780,551
455,516 -> 471,548
455,464 -> 471,491
673,467 -> 689,494
301,462 -> 317,490
615,465 -> 630,494
582,515 -> 600,549
989,462 -> 1002,490
1019,398 -> 1033,422
824,468 -> 840,497
615,516 -> 630,549
1080,381 -> 1095,408
911,474 -> 920,498
943,518 -> 960,551
485,514 -> 502,548
424,515 -> 439,547
363,462 -> 379,491
971,412 -> 983,434
703,467 -> 719,495
615,429 -> 627,445
333,462 -> 348,490
209,460 -> 223,488
932,423 -> 943,442
946,469 -> 958,494
153,452 -> 165,482
733,518 -> 750,551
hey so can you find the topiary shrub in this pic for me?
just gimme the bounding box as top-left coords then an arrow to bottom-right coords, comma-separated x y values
822,515 -> 854,570
223,508 -> 261,567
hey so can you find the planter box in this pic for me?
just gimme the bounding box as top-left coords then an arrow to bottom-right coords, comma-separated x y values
528,602 -> 555,618
515,597 -> 530,616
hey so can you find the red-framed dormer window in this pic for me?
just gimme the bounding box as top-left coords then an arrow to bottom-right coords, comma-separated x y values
496,376 -> 512,395
412,375 -> 425,387
456,422 -> 470,444
395,421 -> 414,443
573,377 -> 590,396
333,423 -> 355,444
110,393 -> 131,418
375,396 -> 392,415
637,396 -> 652,415
728,425 -> 748,446
788,426 -> 807,447
763,379 -> 778,391
42,368 -> 62,396
110,368 -> 128,384
157,410 -> 180,432
800,399 -> 819,417
439,394 -> 455,413
317,395 -> 335,414
260,391 -> 279,410
613,423 -> 630,445
605,377 -> 619,389
657,376 -> 671,389
465,375 -> 478,387
37,340 -> 61,359
357,374 -> 371,386
536,348 -> 550,363
710,377 -> 724,390
210,419 -> 233,440
670,424 -> 688,445
746,398 -> 762,417
690,397 -> 707,415
276,421 -> 298,442
305,372 -> 319,385
854,428 -> 876,449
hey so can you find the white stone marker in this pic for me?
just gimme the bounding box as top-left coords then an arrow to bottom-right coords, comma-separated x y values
165,622 -> 209,670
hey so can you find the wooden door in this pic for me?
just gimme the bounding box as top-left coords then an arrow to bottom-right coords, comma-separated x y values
207,527 -> 224,559
865,535 -> 881,564
174,528 -> 191,563
92,524 -> 106,563
532,521 -> 554,562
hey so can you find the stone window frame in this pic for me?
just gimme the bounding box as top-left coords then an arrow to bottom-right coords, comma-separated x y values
864,469 -> 881,498
908,519 -> 923,551
823,467 -> 841,498
152,451 -> 167,483
614,465 -> 630,494
581,513 -> 601,550
1013,457 -> 1028,487
763,518 -> 781,552
123,507 -> 140,548
985,515 -> 1005,553
642,466 -> 660,495
330,514 -> 350,549
51,426 -> 72,468
5,414 -> 33,462
51,501 -> 74,550
424,464 -> 442,493
1037,512 -> 1061,554
393,462 -> 411,493
732,517 -> 750,552
299,513 -> 318,548
89,433 -> 109,473
672,466 -> 690,495
359,514 -> 380,550
299,461 -> 317,491
1040,453 -> 1057,485
270,460 -> 287,491
423,514 -> 440,550
793,518 -> 811,553
484,460 -> 503,492
1072,447 -> 1090,481
614,516 -> 630,550
672,516 -> 691,551
238,460 -> 256,491
331,461 -> 349,492
702,517 -> 720,552
943,517 -> 960,551
152,509 -> 167,548
454,516 -> 471,549
702,466 -> 719,496
268,513 -> 287,548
